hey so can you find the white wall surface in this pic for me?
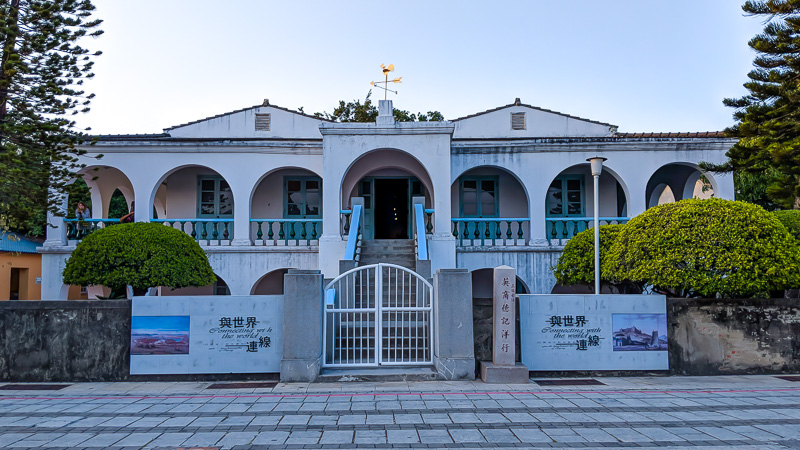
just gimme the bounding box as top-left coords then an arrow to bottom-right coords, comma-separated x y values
453,105 -> 614,139
168,106 -> 326,139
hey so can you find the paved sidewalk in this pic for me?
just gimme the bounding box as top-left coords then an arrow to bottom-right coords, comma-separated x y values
0,375 -> 799,449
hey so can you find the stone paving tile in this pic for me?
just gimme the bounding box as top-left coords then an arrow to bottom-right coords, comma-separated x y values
181,431 -> 225,447
386,429 -> 420,443
320,429 -> 353,444
632,426 -> 686,442
0,432 -> 32,447
251,430 -> 289,445
114,431 -> 161,447
724,424 -> 785,440
602,427 -> 653,442
354,429 -> 386,444
480,427 -> 521,443
216,431 -> 257,447
285,430 -> 321,444
73,432 -> 128,447
143,431 -> 192,447
573,427 -> 618,443
511,427 -> 553,443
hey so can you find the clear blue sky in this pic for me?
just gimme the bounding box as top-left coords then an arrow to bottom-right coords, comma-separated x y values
80,1 -> 764,135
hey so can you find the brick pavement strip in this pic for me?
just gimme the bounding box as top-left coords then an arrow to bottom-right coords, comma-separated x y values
3,376 -> 800,448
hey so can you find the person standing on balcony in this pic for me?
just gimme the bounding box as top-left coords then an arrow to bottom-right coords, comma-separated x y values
120,201 -> 135,223
75,202 -> 91,238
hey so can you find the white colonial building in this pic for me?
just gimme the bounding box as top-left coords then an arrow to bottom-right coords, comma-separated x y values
39,98 -> 735,300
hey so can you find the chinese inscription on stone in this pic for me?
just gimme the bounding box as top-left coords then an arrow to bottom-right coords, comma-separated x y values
493,265 -> 516,366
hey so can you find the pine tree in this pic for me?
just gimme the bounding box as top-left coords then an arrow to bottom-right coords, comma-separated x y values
0,0 -> 102,236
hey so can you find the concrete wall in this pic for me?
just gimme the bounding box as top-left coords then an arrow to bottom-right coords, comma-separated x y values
668,298 -> 800,376
453,104 -> 613,139
0,253 -> 42,300
0,300 -> 131,382
457,247 -> 563,295
168,105 -> 326,139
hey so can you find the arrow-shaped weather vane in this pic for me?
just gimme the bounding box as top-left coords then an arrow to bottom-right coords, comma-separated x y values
370,64 -> 402,100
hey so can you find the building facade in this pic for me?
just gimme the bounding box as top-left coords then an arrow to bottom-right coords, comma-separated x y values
39,98 -> 735,299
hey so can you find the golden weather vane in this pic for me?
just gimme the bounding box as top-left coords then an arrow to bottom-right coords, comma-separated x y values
370,64 -> 402,101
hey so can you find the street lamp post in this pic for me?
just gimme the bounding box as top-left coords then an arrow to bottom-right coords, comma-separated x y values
587,157 -> 607,295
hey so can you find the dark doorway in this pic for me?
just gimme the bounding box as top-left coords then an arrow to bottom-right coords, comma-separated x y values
374,178 -> 410,239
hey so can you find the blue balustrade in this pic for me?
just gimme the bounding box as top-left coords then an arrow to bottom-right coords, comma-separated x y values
250,219 -> 322,245
63,218 -> 124,242
151,218 -> 234,241
545,217 -> 630,240
451,218 -> 530,246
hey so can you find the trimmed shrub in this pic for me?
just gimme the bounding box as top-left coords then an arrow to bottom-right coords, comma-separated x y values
553,224 -> 624,287
773,210 -> 800,242
605,198 -> 800,298
63,222 -> 216,298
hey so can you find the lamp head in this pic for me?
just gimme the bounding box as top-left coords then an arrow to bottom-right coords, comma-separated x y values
587,156 -> 607,176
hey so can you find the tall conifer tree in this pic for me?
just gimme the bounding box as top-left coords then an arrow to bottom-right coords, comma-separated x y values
0,0 -> 102,236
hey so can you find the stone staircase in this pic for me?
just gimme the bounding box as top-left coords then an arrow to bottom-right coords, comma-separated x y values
358,239 -> 416,269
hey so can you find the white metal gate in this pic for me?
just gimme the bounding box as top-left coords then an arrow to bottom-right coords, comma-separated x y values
323,263 -> 434,367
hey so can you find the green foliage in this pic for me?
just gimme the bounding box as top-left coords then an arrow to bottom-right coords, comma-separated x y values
317,91 -> 443,122
773,209 -> 800,241
62,222 -> 216,298
605,198 -> 800,298
553,224 -> 624,287
0,0 -> 103,237
735,169 -> 780,211
107,189 -> 128,218
702,1 -> 800,208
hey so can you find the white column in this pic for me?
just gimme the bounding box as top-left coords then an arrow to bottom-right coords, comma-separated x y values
527,177 -> 548,245
228,179 -> 253,246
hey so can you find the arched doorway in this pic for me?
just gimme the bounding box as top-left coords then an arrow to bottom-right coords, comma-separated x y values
646,163 -> 716,208
150,165 -> 234,241
341,149 -> 434,240
251,268 -> 290,295
545,164 -> 630,240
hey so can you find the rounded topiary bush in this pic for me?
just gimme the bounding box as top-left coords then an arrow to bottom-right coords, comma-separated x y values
63,222 -> 216,298
553,224 -> 624,287
605,198 -> 800,298
773,210 -> 800,242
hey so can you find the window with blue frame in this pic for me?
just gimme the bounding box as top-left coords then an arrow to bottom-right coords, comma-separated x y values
284,177 -> 322,218
459,176 -> 499,218
197,176 -> 233,218
546,175 -> 585,217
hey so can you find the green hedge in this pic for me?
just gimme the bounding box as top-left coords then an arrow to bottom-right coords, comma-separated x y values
604,198 -> 800,298
773,210 -> 800,242
553,224 -> 624,287
63,222 -> 216,298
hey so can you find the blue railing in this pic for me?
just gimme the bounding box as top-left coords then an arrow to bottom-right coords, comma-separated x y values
152,218 -> 234,241
546,217 -> 630,240
340,209 -> 352,236
64,218 -> 124,241
251,219 -> 322,245
452,218 -> 530,246
344,204 -> 362,261
415,204 -> 428,260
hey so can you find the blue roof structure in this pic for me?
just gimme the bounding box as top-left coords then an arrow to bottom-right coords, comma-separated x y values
0,232 -> 41,254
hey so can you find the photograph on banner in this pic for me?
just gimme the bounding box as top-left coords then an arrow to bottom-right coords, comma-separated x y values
612,313 -> 667,351
131,315 -> 190,355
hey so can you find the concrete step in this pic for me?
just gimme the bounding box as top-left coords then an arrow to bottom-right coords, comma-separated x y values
317,366 -> 438,382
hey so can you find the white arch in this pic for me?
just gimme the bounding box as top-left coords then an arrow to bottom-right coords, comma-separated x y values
339,148 -> 435,210
546,162 -> 631,217
148,164 -> 233,220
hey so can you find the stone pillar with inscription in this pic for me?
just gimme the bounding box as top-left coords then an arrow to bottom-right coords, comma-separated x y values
479,265 -> 529,383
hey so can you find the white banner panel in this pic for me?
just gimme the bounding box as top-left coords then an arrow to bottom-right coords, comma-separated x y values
519,294 -> 668,371
130,295 -> 283,375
